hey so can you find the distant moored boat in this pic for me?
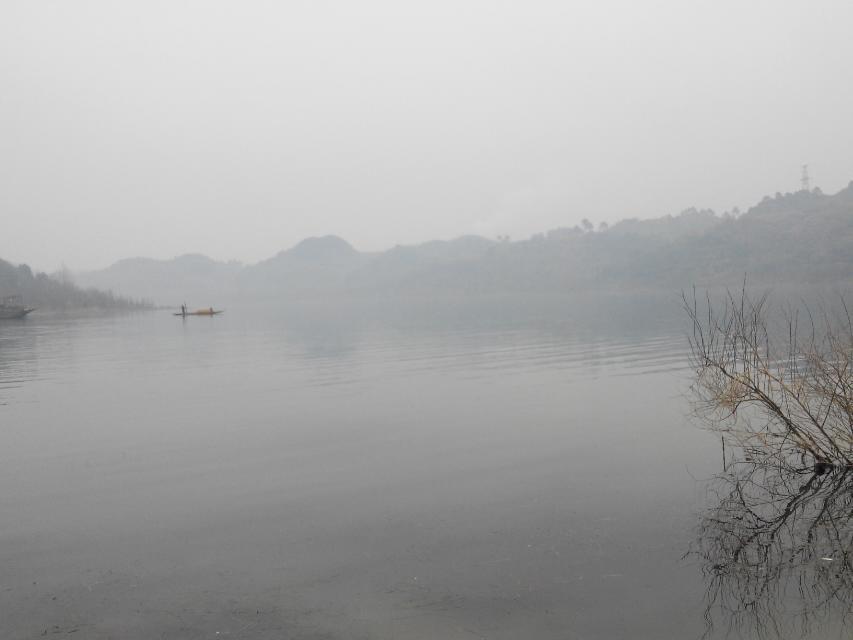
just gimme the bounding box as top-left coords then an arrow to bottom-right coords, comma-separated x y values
0,295 -> 35,319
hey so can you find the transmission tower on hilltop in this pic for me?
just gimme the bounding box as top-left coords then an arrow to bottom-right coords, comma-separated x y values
801,164 -> 810,192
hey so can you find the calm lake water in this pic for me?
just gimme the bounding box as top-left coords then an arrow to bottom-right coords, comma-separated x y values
0,300 -> 845,639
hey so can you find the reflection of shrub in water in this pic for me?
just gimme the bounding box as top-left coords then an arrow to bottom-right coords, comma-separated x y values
689,462 -> 853,639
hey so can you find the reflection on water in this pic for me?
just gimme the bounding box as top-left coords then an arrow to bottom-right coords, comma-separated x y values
0,322 -> 40,401
0,301 -> 690,403
690,461 -> 853,639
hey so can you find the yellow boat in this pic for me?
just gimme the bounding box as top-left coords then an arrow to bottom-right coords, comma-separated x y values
174,306 -> 224,317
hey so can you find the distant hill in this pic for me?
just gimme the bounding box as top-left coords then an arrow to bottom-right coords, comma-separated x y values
239,236 -> 367,298
0,258 -> 146,310
607,207 -> 722,240
274,235 -> 360,261
346,236 -> 497,293
78,254 -> 242,307
76,182 -> 853,304
622,186 -> 853,288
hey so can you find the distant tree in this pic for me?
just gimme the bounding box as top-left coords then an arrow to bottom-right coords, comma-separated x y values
581,218 -> 593,232
598,221 -> 609,232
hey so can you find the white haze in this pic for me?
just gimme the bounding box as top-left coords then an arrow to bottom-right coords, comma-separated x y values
1,0 -> 852,271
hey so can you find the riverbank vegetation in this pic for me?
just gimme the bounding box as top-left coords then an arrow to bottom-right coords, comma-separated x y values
685,287 -> 853,469
0,258 -> 149,310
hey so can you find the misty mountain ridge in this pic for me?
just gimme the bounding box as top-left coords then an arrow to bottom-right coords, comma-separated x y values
73,182 -> 853,305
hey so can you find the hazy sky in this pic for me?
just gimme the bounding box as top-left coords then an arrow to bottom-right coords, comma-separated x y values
2,0 -> 852,271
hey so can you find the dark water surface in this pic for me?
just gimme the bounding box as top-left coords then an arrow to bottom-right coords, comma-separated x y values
0,303 -> 839,639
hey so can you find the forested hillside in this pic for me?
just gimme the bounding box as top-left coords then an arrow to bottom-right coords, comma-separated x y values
0,259 -> 146,310
76,183 -> 853,304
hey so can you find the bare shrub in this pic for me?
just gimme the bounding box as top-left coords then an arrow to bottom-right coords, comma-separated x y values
684,287 -> 853,468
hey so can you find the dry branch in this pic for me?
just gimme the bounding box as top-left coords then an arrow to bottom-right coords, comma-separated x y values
684,287 -> 853,468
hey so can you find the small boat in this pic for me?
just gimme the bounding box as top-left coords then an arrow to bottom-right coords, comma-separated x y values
174,306 -> 224,317
0,295 -> 35,319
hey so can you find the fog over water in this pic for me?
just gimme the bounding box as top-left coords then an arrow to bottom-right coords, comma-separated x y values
3,299 -> 848,639
0,302 -> 719,639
